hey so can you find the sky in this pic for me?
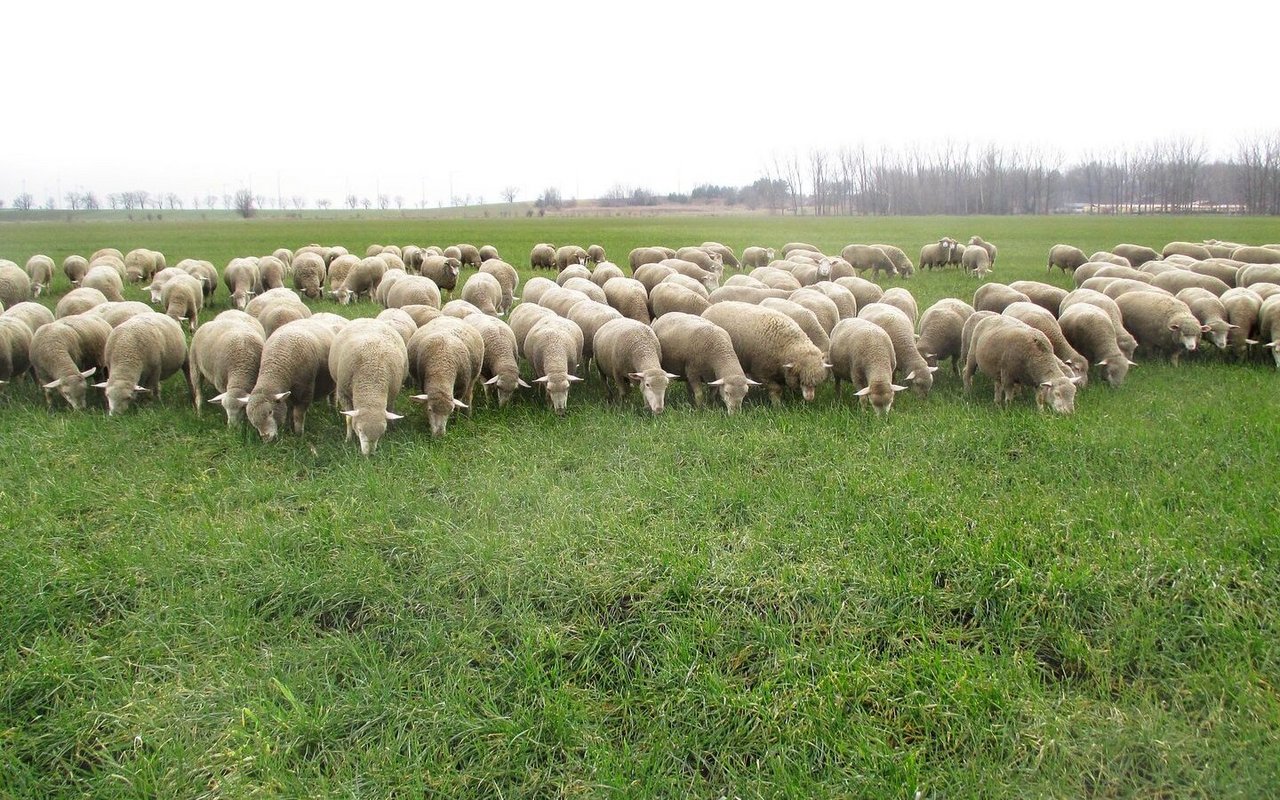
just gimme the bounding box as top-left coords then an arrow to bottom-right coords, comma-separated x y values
5,0 -> 1278,208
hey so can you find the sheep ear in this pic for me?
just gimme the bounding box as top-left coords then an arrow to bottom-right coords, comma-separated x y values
627,372 -> 644,383
707,378 -> 725,386
1245,339 -> 1259,345
43,378 -> 64,389
273,390 -> 291,401
854,386 -> 871,396
385,410 -> 404,420
532,375 -> 549,383
1071,374 -> 1086,385
822,362 -> 834,369
409,394 -> 430,403
484,375 -> 501,385
208,393 -> 226,405
341,409 -> 358,417
891,384 -> 908,392
905,371 -> 916,380
134,385 -> 150,393
93,381 -> 109,389
1126,360 -> 1138,367
927,366 -> 939,373
1040,381 -> 1054,387
236,396 -> 250,407
745,377 -> 762,386
79,368 -> 97,378
567,374 -> 584,382
451,399 -> 468,409
517,378 -> 531,388
1227,324 -> 1239,330
665,372 -> 680,379
782,362 -> 794,369
1200,325 -> 1211,333
1096,359 -> 1110,366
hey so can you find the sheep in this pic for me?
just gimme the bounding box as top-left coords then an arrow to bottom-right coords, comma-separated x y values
477,244 -> 500,263
807,282 -> 858,319
1259,295 -> 1280,367
442,299 -> 483,318
63,255 -> 89,286
396,304 -> 443,329
557,265 -> 592,286
1059,289 -> 1139,360
760,298 -> 830,354
404,317 -> 483,437
555,245 -> 589,271
93,301 -> 155,329
708,286 -> 790,305
674,247 -> 723,274
258,255 -> 288,291
272,248 -> 294,267
944,244 -> 968,269
625,246 -> 665,274
375,308 -> 419,347
869,244 -> 914,277
968,236 -> 998,266
1162,241 -> 1212,261
385,275 -> 443,309
145,267 -> 183,302
538,286 -> 594,318
1111,264 -> 1162,281
1008,281 -> 1069,316
787,288 -> 841,334
1151,270 -> 1231,297
1175,288 -> 1235,350
1057,303 -> 1135,388
1089,252 -> 1131,267
701,301 -> 829,404
1219,288 -> 1263,355
401,246 -> 425,273
857,303 -> 937,397
377,251 -> 407,275
1189,260 -> 1239,287
480,259 -> 519,313
1114,292 -> 1204,365
460,272 -> 503,316
833,276 -> 884,310
650,282 -> 712,319
3,301 -> 54,334
650,313 -> 756,413
916,298 -> 975,374
963,315 -> 1077,414
379,245 -> 403,261
0,261 -> 31,308
741,247 -> 776,269
973,283 -> 1030,314
524,316 -> 585,414
590,261 -> 625,288
31,315 -> 111,409
530,243 -> 557,270
24,255 -> 55,297
828,318 -> 906,415
56,287 -> 109,318
566,299 -> 624,366
124,248 -> 164,283
243,318 -> 337,441
1232,246 -> 1280,265
592,318 -> 676,413
661,258 -> 720,291
751,266 -> 803,292
329,319 -> 409,454
840,244 -> 897,278
562,277 -> 608,304
0,316 -> 33,387
188,315 -> 265,424
1047,244 -> 1089,274
878,287 -> 919,326
1112,243 -> 1160,266
522,278 -> 561,310
366,244 -> 385,256
161,273 -> 204,330
920,238 -> 959,270
509,303 -> 559,357
701,243 -> 739,269
334,257 -> 388,305
1098,278 -> 1173,300
224,258 -> 260,309
1238,264 -> 1280,288
632,264 -> 677,296
453,244 -> 482,268
89,254 -> 127,279
461,314 -> 528,407
326,254 -> 360,293
374,269 -> 410,307
602,277 -> 651,323
260,302 -> 313,338
781,242 -> 819,257
1002,302 -> 1089,383
289,252 -> 327,299
415,255 -> 459,296
246,287 -> 306,318
962,245 -> 993,277
90,247 -> 124,263
81,264 -> 124,302
96,313 -> 189,415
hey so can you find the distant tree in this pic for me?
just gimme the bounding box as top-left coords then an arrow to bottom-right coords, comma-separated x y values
361,197 -> 372,210
291,195 -> 305,210
317,198 -> 332,210
107,193 -> 121,210
193,195 -> 200,210
255,194 -> 268,210
222,194 -> 232,210
345,194 -> 358,209
394,194 -> 404,209
501,186 -> 518,205
377,194 -> 389,210
205,194 -> 217,210
134,190 -> 150,210
65,191 -> 82,211
450,195 -> 464,208
13,193 -> 34,211
83,192 -> 100,210
535,187 -> 562,210
44,197 -> 57,210
165,193 -> 182,210
233,189 -> 255,218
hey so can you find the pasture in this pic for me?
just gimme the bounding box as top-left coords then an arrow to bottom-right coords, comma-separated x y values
1,214 -> 1278,797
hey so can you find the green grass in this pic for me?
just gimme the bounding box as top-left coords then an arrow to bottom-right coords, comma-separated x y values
2,215 -> 1279,797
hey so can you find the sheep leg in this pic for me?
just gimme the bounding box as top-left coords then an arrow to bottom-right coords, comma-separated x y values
833,376 -> 843,400
689,378 -> 704,408
293,405 -> 307,435
767,383 -> 783,406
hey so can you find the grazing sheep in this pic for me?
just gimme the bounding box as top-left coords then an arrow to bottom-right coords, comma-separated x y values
741,246 -> 776,269
0,316 -> 33,387
442,246 -> 463,262
3,301 -> 54,334
442,299 -> 484,319
538,286 -> 593,318
161,273 -> 204,330
652,312 -> 757,413
1162,241 -> 1213,261
478,245 -> 500,263
840,244 -> 897,278
1112,243 -> 1160,266
602,277 -> 651,323
290,252 -> 327,299
1096,265 -> 1155,283
256,256 -> 287,291
674,247 -> 724,274
453,244 -> 482,268
557,265 -> 592,286
415,255 -> 460,295
1059,289 -> 1139,360
829,318 -> 905,415
592,318 -> 675,413
760,298 -> 830,353
1151,270 -> 1230,297
272,248 -> 294,268
89,247 -> 124,264
330,319 -> 409,454
81,264 -> 124,302
750,266 -> 803,291
1008,281 -> 1069,316
781,242 -> 820,256
244,318 -> 337,441
1047,244 -> 1089,274
916,298 -> 975,374
460,272 -> 503,316
334,257 -> 388,305
124,248 -> 165,283
374,269 -> 410,307
245,287 -> 305,318
63,255 -> 89,286
962,245 -> 992,277
707,286 -> 790,305
31,315 -> 111,409
869,244 -> 914,277
509,303 -> 559,356
968,236 -> 998,266
396,304 -> 442,329
461,314 -> 528,407
857,303 -> 937,397
660,258 -> 720,291
1071,262 -> 1114,285
530,243 -> 557,270
1259,295 -> 1280,367
1219,288 -> 1263,354
379,245 -> 403,261
96,313 -> 189,415
376,251 -> 407,276
878,287 -> 919,325
24,255 -> 55,297
1189,260 -> 1239,287
188,315 -> 265,424
1114,292 -> 1204,365
0,262 -> 32,308
1238,264 -> 1280,288
93,301 -> 155,329
405,317 -> 484,437
480,259 -> 520,313
1088,252 -> 1130,267
181,261 -> 219,301
375,308 -> 418,347
366,244 -> 385,257
590,261 -> 625,287
259,302 -> 313,338
650,282 -> 711,318
701,301 -> 829,404
787,288 -> 841,334
562,276 -> 608,304
1002,302 -> 1089,383
1058,304 -> 1134,388
1232,246 -> 1280,265
566,299 -> 624,366
1098,278 -> 1173,301
964,315 -> 1077,414
973,283 -> 1030,314
524,316 -> 585,415
1175,288 -> 1235,350
808,282 -> 858,319
834,276 -> 884,309
701,242 -> 739,269
224,258 -> 261,309
56,287 -> 109,318
380,275 -> 442,314
555,245 -> 589,271
90,254 -> 127,279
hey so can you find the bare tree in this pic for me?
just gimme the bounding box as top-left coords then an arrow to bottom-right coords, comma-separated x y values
43,197 -> 56,211
345,194 -> 358,209
291,195 -> 305,210
65,191 -> 82,211
205,194 -> 217,210
501,186 -> 518,205
317,198 -> 332,210
13,193 -> 34,211
377,194 -> 389,210
394,194 -> 404,209
165,193 -> 183,210
234,189 -> 255,218
84,192 -> 100,210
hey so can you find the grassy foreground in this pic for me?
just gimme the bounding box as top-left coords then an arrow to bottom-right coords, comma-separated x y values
1,215 -> 1278,797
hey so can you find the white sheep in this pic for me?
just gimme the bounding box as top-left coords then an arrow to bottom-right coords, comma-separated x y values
460,272 -> 503,316
650,282 -> 711,318
24,255 -> 55,297
1059,289 -> 1138,360
81,265 -> 124,302
161,273 -> 204,330
243,318 -> 337,441
0,261 -> 34,307
1257,294 -> 1280,368
760,298 -> 830,354
461,314 -> 529,407
653,312 -> 758,413
963,315 -> 1077,413
509,303 -> 559,357
1002,302 -> 1089,383
386,276 -> 443,309
1175,288 -> 1235,350
375,308 -> 419,347
55,287 -> 109,318
93,301 -> 156,329
0,316 -> 33,387
31,314 -> 111,409
480,259 -> 520,313
189,314 -> 266,424
1114,292 -> 1205,365
63,255 -> 89,286
857,303 -> 937,397
407,317 -> 484,436
334,257 -> 388,305
95,312 -> 189,415
592,318 -> 676,414
833,276 -> 884,309
1058,303 -> 1135,388
330,319 -> 409,454
2,301 -> 55,334
292,252 -> 327,299
566,299 -> 624,368
590,262 -> 626,288
524,316 -> 585,415
829,318 -> 906,415
224,258 -> 261,310
701,301 -> 829,404
916,298 -> 975,374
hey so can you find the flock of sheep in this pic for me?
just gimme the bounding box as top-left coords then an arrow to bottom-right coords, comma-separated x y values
1,234 -> 1278,455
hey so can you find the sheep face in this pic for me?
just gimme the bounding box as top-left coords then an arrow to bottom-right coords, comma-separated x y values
1169,317 -> 1201,351
96,379 -> 148,416
486,374 -> 529,407
343,408 -> 401,454
44,368 -> 96,410
412,392 -> 465,437
905,365 -> 938,398
709,375 -> 756,415
232,290 -> 254,310
855,381 -> 908,416
628,370 -> 676,414
1036,377 -> 1077,415
783,357 -> 829,402
246,392 -> 288,442
1097,357 -> 1134,389
1204,320 -> 1232,350
209,390 -> 249,426
535,374 -> 581,415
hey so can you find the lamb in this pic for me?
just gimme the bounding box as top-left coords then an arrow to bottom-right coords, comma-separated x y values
93,301 -> 156,329
828,318 -> 906,415
3,301 -> 55,334
916,298 -> 975,374
243,318 -> 337,441
740,246 -> 776,269
963,315 -> 1077,414
334,257 -> 388,305
603,278 -> 651,323
760,298 -> 830,353
1112,243 -> 1161,267
1008,281 -> 1069,316
650,282 -> 711,318
224,258 -> 261,309
1219,288 -> 1263,355
31,314 -> 111,409
566,299 -> 624,366
161,273 -> 204,330
96,312 -> 190,415
1259,295 -> 1280,367
878,287 -> 919,325
480,259 -> 520,313
1058,303 -> 1135,388
555,245 -> 589,271
330,319 -> 409,454
24,255 -> 55,297
523,316 -> 585,415
123,248 -> 165,283
973,283 -> 1030,313
530,243 -> 557,270
63,255 -> 89,286
1162,241 -> 1213,261
453,244 -> 482,268
56,287 -> 109,318
461,314 -> 529,407
857,303 -> 937,397
509,303 -> 559,356
701,242 -> 739,269
968,236 -> 998,266
404,317 -> 483,437
1174,289 -> 1235,350
81,264 -> 124,301
1232,246 -> 1280,265
869,244 -> 914,277
834,276 -> 884,309
1114,292 -> 1205,365
0,262 -> 32,308
386,276 -> 443,309
701,301 -> 829,404
188,315 -> 265,424
1059,289 -> 1139,360
1151,270 -> 1231,297
291,252 -> 327,299
0,317 -> 33,387
460,272 -> 503,316
1001,302 -> 1089,383
416,253 -> 461,294
962,246 -> 993,277
840,244 -> 897,278
592,318 -> 676,413
590,261 -> 625,287
652,312 -> 757,413
258,255 -> 288,290
1047,244 -> 1089,274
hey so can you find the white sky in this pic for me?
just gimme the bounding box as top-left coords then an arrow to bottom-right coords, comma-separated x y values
5,0 -> 1278,207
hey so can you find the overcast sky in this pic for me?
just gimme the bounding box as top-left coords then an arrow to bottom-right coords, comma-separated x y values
5,1 -> 1278,208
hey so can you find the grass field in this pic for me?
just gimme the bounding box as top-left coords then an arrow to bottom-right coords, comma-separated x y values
1,215 -> 1278,797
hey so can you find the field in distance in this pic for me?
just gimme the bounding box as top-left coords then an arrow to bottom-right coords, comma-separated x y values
1,215 -> 1277,797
